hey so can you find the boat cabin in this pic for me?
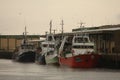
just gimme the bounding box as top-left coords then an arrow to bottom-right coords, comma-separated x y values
21,44 -> 35,50
72,36 -> 94,49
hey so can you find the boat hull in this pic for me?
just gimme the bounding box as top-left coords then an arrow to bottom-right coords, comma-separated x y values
37,55 -> 46,65
15,51 -> 36,62
59,54 -> 101,68
45,56 -> 59,65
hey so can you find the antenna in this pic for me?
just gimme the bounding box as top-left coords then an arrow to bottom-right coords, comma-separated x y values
52,29 -> 57,34
78,22 -> 85,28
78,22 -> 85,36
45,31 -> 48,35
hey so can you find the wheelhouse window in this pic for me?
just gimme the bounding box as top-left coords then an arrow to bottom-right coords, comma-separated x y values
42,44 -> 48,47
48,36 -> 53,41
27,45 -> 34,49
83,38 -> 89,42
21,45 -> 34,49
74,37 -> 89,43
49,44 -> 55,48
73,45 -> 94,49
75,37 -> 84,43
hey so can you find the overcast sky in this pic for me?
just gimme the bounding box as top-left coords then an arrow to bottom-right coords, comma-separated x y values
0,0 -> 120,35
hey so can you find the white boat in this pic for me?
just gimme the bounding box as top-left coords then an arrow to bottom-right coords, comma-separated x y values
41,34 -> 60,64
39,20 -> 61,64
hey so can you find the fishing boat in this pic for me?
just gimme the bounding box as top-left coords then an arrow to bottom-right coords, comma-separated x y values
39,20 -> 60,65
58,23 -> 101,68
12,27 -> 36,62
41,34 -> 59,65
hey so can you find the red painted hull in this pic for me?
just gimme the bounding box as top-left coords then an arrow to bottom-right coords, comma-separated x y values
59,54 -> 101,68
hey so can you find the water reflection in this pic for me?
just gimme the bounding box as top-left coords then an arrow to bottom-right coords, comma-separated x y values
0,59 -> 120,80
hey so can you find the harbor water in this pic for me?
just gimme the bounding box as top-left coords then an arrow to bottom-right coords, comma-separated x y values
0,59 -> 120,80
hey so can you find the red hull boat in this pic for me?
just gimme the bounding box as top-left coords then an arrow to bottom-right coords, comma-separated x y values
59,54 -> 101,68
59,35 -> 101,68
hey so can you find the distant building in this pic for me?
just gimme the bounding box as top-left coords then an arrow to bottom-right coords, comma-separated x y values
0,35 -> 40,52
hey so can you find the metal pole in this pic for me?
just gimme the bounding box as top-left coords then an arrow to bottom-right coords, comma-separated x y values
49,20 -> 52,34
0,33 -> 1,50
60,20 -> 64,39
7,36 -> 9,52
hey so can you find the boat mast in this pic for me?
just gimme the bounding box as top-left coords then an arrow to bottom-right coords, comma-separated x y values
25,26 -> 27,40
23,26 -> 27,44
60,20 -> 64,39
22,26 -> 27,44
49,20 -> 52,34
